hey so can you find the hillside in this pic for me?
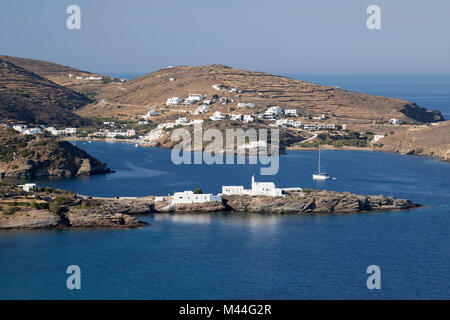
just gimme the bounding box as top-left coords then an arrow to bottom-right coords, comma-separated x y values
0,55 -> 98,84
0,127 -> 109,177
0,57 -> 92,126
76,64 -> 443,123
379,121 -> 450,162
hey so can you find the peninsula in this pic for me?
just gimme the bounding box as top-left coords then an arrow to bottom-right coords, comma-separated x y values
0,180 -> 420,230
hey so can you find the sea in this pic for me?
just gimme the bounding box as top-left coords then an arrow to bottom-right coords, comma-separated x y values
0,74 -> 449,299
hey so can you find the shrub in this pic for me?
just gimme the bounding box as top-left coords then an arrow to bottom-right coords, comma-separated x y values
194,188 -> 203,194
4,207 -> 20,215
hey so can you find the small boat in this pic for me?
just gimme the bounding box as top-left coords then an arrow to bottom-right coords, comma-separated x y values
313,146 -> 331,180
134,143 -> 139,147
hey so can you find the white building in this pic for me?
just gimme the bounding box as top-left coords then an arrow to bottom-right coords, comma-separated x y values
212,84 -> 225,91
210,111 -> 225,121
237,102 -> 256,108
313,114 -> 327,121
185,93 -> 206,104
13,125 -> 27,133
243,115 -> 254,123
193,119 -> 204,124
285,109 -> 298,117
175,117 -> 188,126
293,121 -> 303,128
127,129 -> 136,137
171,191 -> 222,205
65,128 -> 77,135
103,121 -> 115,126
222,176 -> 284,197
166,97 -> 184,106
304,124 -> 317,131
390,118 -> 403,125
19,183 -> 37,192
373,134 -> 385,143
143,129 -> 162,141
24,128 -> 42,135
265,106 -> 283,116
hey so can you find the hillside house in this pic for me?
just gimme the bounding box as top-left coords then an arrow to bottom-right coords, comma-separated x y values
166,97 -> 184,106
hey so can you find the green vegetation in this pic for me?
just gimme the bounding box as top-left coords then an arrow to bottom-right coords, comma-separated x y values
3,207 -> 20,216
298,131 -> 373,148
194,188 -> 203,194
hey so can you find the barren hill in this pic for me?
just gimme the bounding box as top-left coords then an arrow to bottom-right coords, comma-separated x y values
0,55 -> 97,84
76,64 -> 443,123
0,58 -> 92,126
379,121 -> 450,162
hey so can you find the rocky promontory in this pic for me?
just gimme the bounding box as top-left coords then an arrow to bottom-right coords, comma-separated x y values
0,127 -> 110,177
0,183 -> 148,229
222,190 -> 419,214
0,183 -> 420,230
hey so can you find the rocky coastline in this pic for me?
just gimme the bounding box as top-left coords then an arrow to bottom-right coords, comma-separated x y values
0,183 -> 420,230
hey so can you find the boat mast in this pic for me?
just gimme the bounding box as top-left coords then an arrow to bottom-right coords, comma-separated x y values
318,145 -> 321,174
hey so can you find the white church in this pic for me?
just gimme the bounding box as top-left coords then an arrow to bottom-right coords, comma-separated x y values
222,176 -> 300,197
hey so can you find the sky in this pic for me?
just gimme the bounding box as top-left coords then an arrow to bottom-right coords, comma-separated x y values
0,0 -> 449,75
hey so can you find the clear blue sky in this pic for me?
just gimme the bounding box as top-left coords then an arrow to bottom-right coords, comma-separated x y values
1,0 -> 449,74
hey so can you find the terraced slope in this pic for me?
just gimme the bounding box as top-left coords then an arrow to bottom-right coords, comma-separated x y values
0,58 -> 92,126
77,64 -> 443,123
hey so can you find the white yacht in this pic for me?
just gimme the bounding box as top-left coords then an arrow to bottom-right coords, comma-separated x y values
313,146 -> 331,180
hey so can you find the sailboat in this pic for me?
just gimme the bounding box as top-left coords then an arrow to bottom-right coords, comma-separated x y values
313,146 -> 331,180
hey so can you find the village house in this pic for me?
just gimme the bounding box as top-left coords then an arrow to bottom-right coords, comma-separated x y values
138,120 -> 149,125
103,121 -> 115,126
175,117 -> 188,126
24,128 -> 42,135
18,183 -> 37,192
390,118 -> 403,125
326,124 -> 336,129
65,128 -> 77,135
265,106 -> 283,116
285,109 -> 298,117
313,114 -> 327,121
212,84 -> 225,91
243,115 -> 254,123
185,93 -> 206,104
237,102 -> 256,108
373,134 -> 385,143
143,129 -> 162,141
171,191 -> 222,205
13,125 -> 27,133
210,111 -> 225,121
304,124 -> 317,131
293,121 -> 303,128
166,97 -> 184,106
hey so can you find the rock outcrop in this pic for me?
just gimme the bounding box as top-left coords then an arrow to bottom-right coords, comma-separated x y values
223,190 -> 419,214
378,121 -> 450,162
0,127 -> 109,177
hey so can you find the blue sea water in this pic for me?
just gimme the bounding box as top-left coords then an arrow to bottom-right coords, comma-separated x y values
0,143 -> 449,299
0,74 -> 449,300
